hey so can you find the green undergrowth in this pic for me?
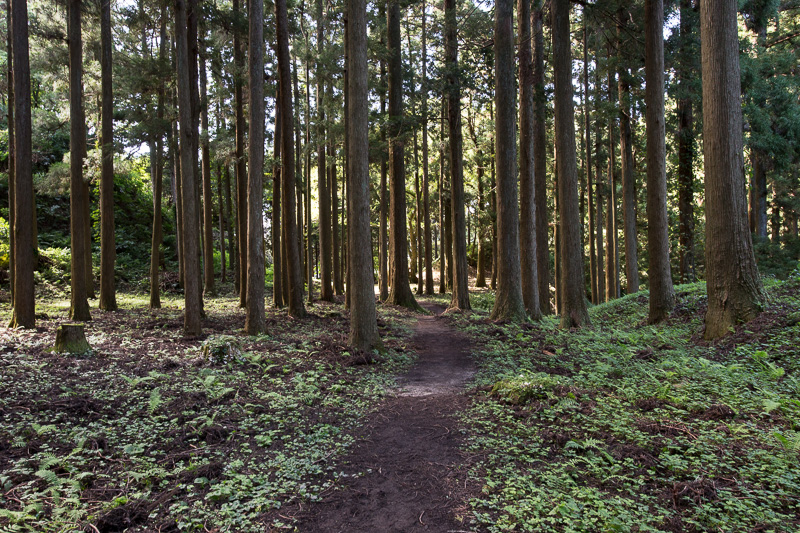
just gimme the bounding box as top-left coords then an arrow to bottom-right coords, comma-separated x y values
0,289 -> 417,532
449,277 -> 800,532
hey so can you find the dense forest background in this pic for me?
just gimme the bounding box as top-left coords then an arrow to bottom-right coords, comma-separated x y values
2,0 -> 798,319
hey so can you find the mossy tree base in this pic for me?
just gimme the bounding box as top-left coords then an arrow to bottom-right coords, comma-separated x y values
54,323 -> 91,354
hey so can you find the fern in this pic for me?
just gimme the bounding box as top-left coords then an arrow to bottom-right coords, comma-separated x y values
149,388 -> 164,415
35,468 -> 60,487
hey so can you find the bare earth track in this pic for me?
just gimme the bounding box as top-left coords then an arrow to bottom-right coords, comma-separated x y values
292,303 -> 477,532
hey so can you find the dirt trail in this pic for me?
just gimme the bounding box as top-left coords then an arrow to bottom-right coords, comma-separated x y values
293,302 -> 477,532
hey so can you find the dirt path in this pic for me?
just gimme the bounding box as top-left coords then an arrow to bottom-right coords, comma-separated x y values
292,303 -> 477,532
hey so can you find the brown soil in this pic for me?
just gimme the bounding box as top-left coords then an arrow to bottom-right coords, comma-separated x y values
287,302 -> 478,532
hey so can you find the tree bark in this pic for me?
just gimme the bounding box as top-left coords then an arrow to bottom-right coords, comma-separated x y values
553,0 -> 590,328
490,0 -> 526,322
175,0 -> 202,335
532,2 -> 549,315
68,0 -> 91,322
606,67 -> 619,301
244,0 -> 266,334
276,0 -> 306,317
386,0 -> 421,311
199,28 -> 215,297
584,21 -> 596,305
519,0 -> 540,319
422,0 -> 433,295
316,0 -> 333,302
445,0 -> 470,312
99,0 -> 117,311
379,35 -> 389,301
9,0 -> 34,328
150,4 -> 167,310
644,0 -> 675,323
594,60 -> 605,302
700,0 -> 765,339
347,0 -> 381,349
617,9 -> 639,294
7,0 -> 15,310
234,0 -> 247,306
273,95 -> 283,307
677,0 -> 695,283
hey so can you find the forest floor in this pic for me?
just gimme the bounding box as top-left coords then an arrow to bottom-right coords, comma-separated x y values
1,275 -> 800,532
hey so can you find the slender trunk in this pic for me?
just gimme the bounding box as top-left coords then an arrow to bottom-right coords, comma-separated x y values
422,0 -> 433,295
273,98 -> 283,307
173,106 -> 185,286
594,59 -> 606,301
445,0 -> 470,311
606,67 -> 619,301
218,164 -> 226,282
7,0 -> 14,310
676,0 -> 695,283
199,29 -> 215,296
99,0 -> 117,310
490,0 -> 526,321
304,41 -> 314,302
379,41 -> 389,301
225,164 -> 235,277
438,119 -> 446,295
519,0 -> 540,319
645,0 -> 675,323
700,0 -> 764,339
234,0 -> 247,305
332,141 -> 343,295
68,0 -> 91,321
533,0 -> 549,314
617,9 -> 639,294
276,0 -> 306,317
347,0 -> 380,348
583,22 -> 596,305
244,0 -> 266,334
386,0 -> 420,311
175,0 -> 202,335
149,4 -> 167,309
9,0 -> 35,328
490,100 -> 498,291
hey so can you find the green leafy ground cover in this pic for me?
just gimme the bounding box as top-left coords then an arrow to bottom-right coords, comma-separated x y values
0,290 -> 416,532
447,278 -> 800,532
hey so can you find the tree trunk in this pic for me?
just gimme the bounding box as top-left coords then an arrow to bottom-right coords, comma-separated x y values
490,0 -> 526,322
7,0 -> 15,310
347,0 -> 381,349
379,33 -> 389,302
225,164 -> 235,282
175,0 -> 202,335
316,0 -> 333,302
644,0 -> 675,323
199,30 -> 215,297
273,97 -> 284,307
489,99 -> 498,292
438,122 -> 446,295
304,43 -> 314,303
173,109 -> 185,287
584,22 -> 596,305
701,0 -> 765,339
594,60 -> 606,301
68,0 -> 91,322
332,141 -> 343,295
617,9 -> 639,294
9,0 -> 34,328
533,0 -> 549,315
276,0 -> 306,318
751,151 -> 768,239
150,4 -> 167,310
677,0 -> 695,283
422,0 -> 433,296
518,0 -> 540,319
217,164 -> 226,283
234,0 -> 247,306
386,0 -> 421,311
606,67 -> 619,301
99,0 -> 117,311
244,0 -> 266,334
445,0 -> 470,311
553,0 -> 589,328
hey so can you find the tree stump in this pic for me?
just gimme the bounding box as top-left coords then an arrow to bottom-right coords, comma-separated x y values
54,323 -> 91,354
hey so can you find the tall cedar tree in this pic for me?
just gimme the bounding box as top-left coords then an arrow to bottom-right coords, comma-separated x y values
68,0 -> 91,321
234,0 -> 247,306
518,0 -> 541,319
677,0 -> 695,282
422,0 -> 433,295
617,8 -> 639,294
700,0 -> 764,339
200,30 -> 215,296
277,0 -> 306,317
386,0 -> 421,311
175,0 -> 202,335
317,0 -> 333,302
99,0 -> 116,311
553,0 -> 590,328
245,0 -> 266,334
445,0 -> 470,312
149,4 -> 167,309
378,45 -> 389,301
347,0 -> 381,349
9,0 -> 35,328
532,0 -> 549,315
584,23 -> 596,304
644,0 -> 675,322
7,0 -> 14,309
490,0 -> 526,322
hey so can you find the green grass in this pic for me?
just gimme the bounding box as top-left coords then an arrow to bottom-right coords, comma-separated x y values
452,277 -> 800,532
